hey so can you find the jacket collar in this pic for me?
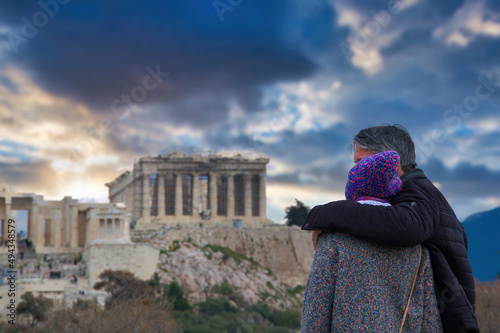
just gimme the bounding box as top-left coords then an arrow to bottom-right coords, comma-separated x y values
400,168 -> 425,183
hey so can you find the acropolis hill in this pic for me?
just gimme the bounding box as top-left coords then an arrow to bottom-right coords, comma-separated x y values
1,152 -> 273,254
0,152 -> 314,316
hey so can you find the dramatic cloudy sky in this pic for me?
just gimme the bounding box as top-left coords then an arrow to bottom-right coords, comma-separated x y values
1,0 -> 499,223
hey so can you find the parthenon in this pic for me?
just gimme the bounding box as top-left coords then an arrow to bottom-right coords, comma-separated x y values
106,152 -> 271,228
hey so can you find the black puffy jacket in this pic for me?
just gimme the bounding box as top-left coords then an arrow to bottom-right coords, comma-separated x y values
302,168 -> 479,333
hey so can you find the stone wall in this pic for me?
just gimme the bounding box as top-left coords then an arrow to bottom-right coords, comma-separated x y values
64,286 -> 108,308
84,241 -> 160,287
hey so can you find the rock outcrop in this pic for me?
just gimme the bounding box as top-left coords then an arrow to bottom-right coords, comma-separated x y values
154,241 -> 300,308
142,224 -> 315,287
133,224 -> 314,308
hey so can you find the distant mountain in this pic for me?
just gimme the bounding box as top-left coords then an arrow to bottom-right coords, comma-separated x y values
462,206 -> 500,281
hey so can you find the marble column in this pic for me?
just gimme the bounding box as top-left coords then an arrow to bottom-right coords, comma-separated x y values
2,200 -> 11,245
70,205 -> 79,248
209,172 -> 217,218
53,211 -> 62,248
87,208 -> 98,245
123,217 -> 130,239
244,173 -> 252,217
227,173 -> 234,218
175,173 -> 183,217
142,174 -> 151,221
45,219 -> 51,247
6,201 -> 13,220
111,217 -> 116,238
158,174 -> 166,218
35,209 -> 44,250
121,218 -> 126,238
27,206 -> 35,241
259,174 -> 266,218
192,173 -> 200,215
63,197 -> 71,248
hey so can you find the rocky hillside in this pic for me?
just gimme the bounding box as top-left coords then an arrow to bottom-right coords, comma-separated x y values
136,224 -> 315,286
133,224 -> 315,309
153,240 -> 300,309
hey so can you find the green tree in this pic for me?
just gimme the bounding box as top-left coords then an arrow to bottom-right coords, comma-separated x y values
147,272 -> 162,292
198,298 -> 237,316
17,292 -> 54,322
165,281 -> 191,311
94,270 -> 156,306
285,199 -> 310,227
211,281 -> 236,296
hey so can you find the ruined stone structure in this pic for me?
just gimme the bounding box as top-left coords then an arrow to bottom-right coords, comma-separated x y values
106,152 -> 271,228
0,185 -> 128,254
0,152 -> 275,319
85,240 -> 159,287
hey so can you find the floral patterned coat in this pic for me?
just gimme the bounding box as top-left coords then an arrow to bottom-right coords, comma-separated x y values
301,232 -> 443,332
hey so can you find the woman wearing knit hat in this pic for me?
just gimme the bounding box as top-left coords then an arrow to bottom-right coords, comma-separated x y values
345,150 -> 402,206
301,151 -> 442,332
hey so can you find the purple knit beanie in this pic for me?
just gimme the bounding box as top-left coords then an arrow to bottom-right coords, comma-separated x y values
345,150 -> 403,202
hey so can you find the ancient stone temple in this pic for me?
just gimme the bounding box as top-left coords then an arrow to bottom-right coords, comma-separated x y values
105,152 -> 271,228
0,184 -> 128,254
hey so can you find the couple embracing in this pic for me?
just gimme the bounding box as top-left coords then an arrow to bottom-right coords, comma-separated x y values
301,125 -> 479,333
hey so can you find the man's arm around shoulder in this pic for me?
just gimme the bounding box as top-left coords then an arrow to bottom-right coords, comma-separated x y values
302,186 -> 439,247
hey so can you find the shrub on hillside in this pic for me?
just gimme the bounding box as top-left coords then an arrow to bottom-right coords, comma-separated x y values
211,281 -> 236,296
45,298 -> 178,333
475,280 -> 500,333
17,292 -> 54,322
164,280 -> 192,311
198,298 -> 237,316
94,270 -> 156,306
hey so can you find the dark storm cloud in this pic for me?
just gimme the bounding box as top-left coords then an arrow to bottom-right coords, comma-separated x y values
204,122 -> 353,163
263,127 -> 353,163
326,0 -> 500,132
486,0 -> 500,11
204,123 -> 355,190
336,45 -> 500,138
339,0 -> 465,16
422,158 -> 500,198
0,0 -> 332,126
267,172 -> 301,184
0,160 -> 56,193
1,0 -> 499,220
266,162 -> 350,189
106,132 -> 151,157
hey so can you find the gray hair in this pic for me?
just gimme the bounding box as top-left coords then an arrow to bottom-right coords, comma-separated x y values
350,124 -> 417,172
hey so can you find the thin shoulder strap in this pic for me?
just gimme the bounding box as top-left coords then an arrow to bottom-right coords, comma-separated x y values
399,244 -> 422,333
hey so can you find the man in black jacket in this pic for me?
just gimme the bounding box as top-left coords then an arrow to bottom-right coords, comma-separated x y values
302,124 -> 479,333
